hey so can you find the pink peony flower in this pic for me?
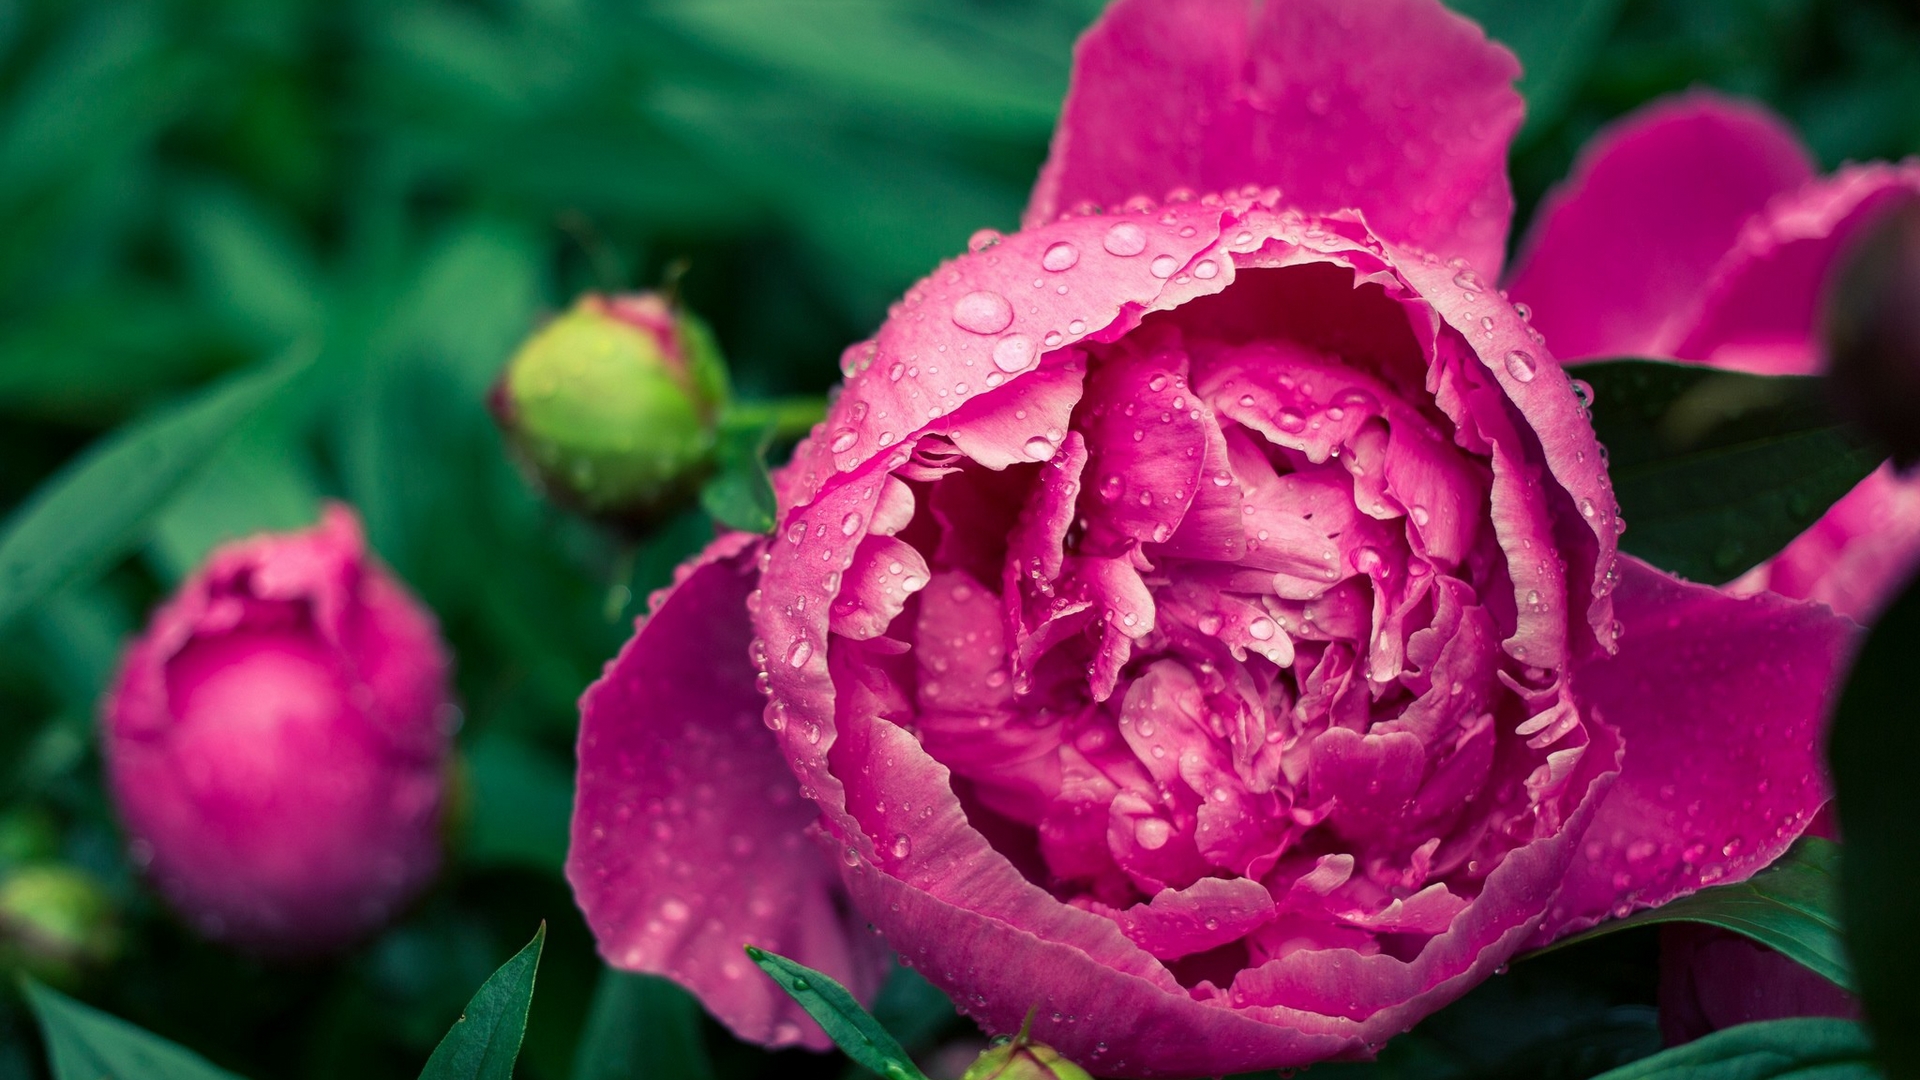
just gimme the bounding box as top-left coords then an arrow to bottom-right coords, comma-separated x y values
104,504 -> 452,956
1507,91 -> 1920,623
570,2 -> 1864,1072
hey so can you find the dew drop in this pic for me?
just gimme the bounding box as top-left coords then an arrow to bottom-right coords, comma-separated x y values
1023,436 -> 1058,461
829,428 -> 858,453
1453,269 -> 1484,293
1103,221 -> 1148,256
1411,505 -> 1430,527
786,640 -> 814,668
1193,259 -> 1219,279
967,228 -> 1002,252
952,291 -> 1013,334
1067,318 -> 1087,335
1247,618 -> 1276,641
990,333 -> 1035,374
1276,410 -> 1307,432
1042,241 -> 1080,271
891,834 -> 913,859
1134,817 -> 1172,850
1504,350 -> 1538,382
840,512 -> 862,536
1149,254 -> 1179,278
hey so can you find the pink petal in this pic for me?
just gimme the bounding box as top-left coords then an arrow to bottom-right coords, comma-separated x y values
568,534 -> 882,1050
1506,92 -> 1816,361
1111,876 -> 1278,960
1738,464 -> 1920,624
1672,163 -> 1920,373
1535,555 -> 1855,942
1028,0 -> 1522,276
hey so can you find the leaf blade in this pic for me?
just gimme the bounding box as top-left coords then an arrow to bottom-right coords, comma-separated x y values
1580,359 -> 1883,584
0,346 -> 313,629
570,970 -> 714,1080
23,978 -> 251,1080
1830,573 -> 1920,1077
746,946 -> 928,1080
700,418 -> 777,534
1528,838 -> 1851,991
418,923 -> 547,1080
1588,1017 -> 1877,1080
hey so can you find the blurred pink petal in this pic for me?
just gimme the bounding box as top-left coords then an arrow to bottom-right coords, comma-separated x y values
1028,0 -> 1522,276
1507,93 -> 1815,361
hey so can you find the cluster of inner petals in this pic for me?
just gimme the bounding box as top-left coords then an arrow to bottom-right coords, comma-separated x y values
803,255 -> 1598,992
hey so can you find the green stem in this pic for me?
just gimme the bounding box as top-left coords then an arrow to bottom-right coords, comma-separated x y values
721,397 -> 828,442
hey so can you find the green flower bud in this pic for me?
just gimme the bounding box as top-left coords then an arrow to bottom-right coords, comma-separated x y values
491,292 -> 732,526
0,865 -> 120,987
961,1030 -> 1094,1080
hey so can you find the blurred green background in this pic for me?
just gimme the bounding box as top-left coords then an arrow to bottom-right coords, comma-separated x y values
0,0 -> 1915,1077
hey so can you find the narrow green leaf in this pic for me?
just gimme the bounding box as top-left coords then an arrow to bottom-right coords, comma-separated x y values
1580,359 -> 1884,583
571,969 -> 714,1080
700,419 -> 777,534
1830,573 -> 1920,1078
1528,837 -> 1851,991
418,923 -> 547,1080
23,978 -> 250,1080
746,946 -> 928,1080
1588,1017 -> 1878,1080
0,346 -> 312,629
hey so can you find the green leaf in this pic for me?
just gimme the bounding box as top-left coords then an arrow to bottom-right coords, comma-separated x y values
0,346 -> 312,630
1579,359 -> 1884,584
746,946 -> 928,1080
700,418 -> 778,534
1587,1017 -> 1878,1080
418,923 -> 547,1080
23,978 -> 250,1080
1527,837 -> 1851,991
571,970 -> 714,1080
1830,572 -> 1920,1078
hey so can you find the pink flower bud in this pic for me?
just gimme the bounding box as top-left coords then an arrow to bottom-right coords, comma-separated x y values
102,504 -> 453,956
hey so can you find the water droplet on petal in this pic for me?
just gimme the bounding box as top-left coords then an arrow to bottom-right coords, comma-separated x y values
1023,436 -> 1058,460
1504,350 -> 1538,382
1149,254 -> 1179,278
1248,618 -> 1276,641
1134,817 -> 1172,850
967,228 -> 1002,252
952,291 -> 1013,334
1103,221 -> 1148,256
1042,241 -> 1080,271
841,512 -> 862,536
1276,410 -> 1306,432
829,428 -> 858,453
786,640 -> 814,668
891,834 -> 913,859
993,334 -> 1036,373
